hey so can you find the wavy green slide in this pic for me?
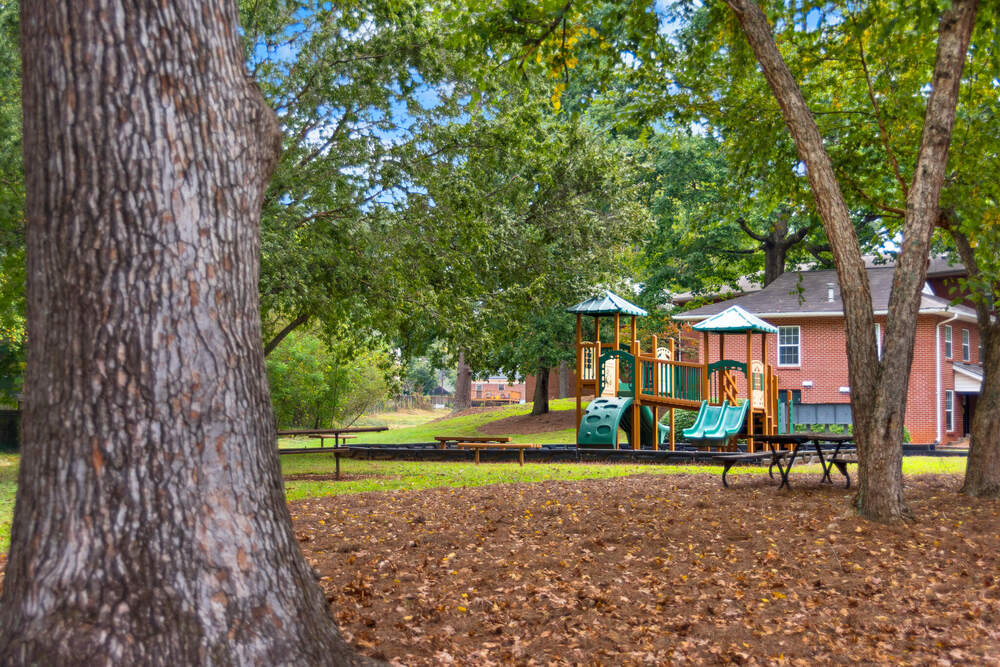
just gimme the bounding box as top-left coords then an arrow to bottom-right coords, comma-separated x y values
577,397 -> 668,448
682,400 -> 749,441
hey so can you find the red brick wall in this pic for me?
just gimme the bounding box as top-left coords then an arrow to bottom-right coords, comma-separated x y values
695,315 -> 977,445
524,368 -> 574,401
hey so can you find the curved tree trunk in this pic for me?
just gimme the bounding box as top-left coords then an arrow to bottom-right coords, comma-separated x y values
531,366 -> 550,416
1,2 -> 366,663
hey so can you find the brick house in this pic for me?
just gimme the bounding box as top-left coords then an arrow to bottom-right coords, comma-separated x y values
674,262 -> 981,445
470,376 -> 525,406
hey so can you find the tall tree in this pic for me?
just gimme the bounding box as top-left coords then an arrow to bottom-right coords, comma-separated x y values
0,1 -> 364,662
722,0 -> 979,522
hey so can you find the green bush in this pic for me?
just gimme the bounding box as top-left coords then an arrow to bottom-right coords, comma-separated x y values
266,331 -> 394,430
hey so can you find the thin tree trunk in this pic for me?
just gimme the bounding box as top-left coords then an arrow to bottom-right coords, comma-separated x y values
454,350 -> 471,411
532,366 -> 550,415
950,229 -> 1000,497
962,324 -> 1000,496
724,0 -> 978,522
558,362 -> 571,398
1,2 -> 366,663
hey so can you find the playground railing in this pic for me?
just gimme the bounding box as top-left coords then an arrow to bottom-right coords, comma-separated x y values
580,342 -> 597,382
636,355 -> 704,407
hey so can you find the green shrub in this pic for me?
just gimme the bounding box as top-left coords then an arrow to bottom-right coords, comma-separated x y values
266,331 -> 394,429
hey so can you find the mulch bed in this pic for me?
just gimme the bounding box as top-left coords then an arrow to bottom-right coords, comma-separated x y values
293,473 -> 1000,665
477,409 -> 578,435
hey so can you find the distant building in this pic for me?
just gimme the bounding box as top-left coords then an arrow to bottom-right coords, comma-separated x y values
674,259 -> 980,445
471,375 -> 525,406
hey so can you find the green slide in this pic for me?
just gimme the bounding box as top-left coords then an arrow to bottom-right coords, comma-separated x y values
578,398 -> 668,448
682,400 -> 749,442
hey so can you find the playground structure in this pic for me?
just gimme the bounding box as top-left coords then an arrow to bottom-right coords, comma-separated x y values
568,292 -> 782,452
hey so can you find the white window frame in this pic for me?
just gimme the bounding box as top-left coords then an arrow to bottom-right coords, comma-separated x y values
944,325 -> 953,359
962,329 -> 970,362
945,390 -> 954,432
777,326 -> 801,367
875,323 -> 882,360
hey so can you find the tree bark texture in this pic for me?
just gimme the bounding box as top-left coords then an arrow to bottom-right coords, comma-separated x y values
454,350 -> 471,411
531,366 -> 550,416
950,230 -> 1000,497
2,2 -> 367,664
725,0 -> 978,522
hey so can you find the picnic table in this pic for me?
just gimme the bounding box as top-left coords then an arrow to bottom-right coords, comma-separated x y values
714,432 -> 856,489
277,426 -> 388,450
456,441 -> 541,466
433,435 -> 511,450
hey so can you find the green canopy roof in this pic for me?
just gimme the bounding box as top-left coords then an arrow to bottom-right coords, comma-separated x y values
566,290 -> 647,317
690,305 -> 778,334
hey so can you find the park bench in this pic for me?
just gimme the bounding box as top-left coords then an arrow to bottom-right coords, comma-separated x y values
456,442 -> 541,466
433,435 -> 510,450
713,450 -> 791,488
828,452 -> 859,489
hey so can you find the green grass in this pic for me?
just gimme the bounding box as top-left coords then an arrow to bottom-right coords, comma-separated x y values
0,453 -> 18,551
0,452 -> 969,552
279,398 -> 582,448
280,454 -> 728,502
352,409 -> 442,430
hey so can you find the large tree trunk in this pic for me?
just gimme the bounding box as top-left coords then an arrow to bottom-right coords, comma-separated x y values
1,2 -> 365,663
531,366 -> 550,416
725,0 -> 978,522
454,350 -> 472,411
950,229 -> 1000,497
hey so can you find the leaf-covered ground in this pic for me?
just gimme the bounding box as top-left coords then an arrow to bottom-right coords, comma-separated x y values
295,473 -> 1000,665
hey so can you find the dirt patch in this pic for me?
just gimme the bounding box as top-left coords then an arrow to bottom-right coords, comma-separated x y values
283,473 -> 383,483
478,409 -> 578,435
294,473 -> 1000,665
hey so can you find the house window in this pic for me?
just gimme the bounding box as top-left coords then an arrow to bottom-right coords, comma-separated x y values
944,325 -> 952,359
498,384 -> 505,391
945,390 -> 954,432
962,329 -> 970,362
778,326 -> 800,366
875,323 -> 882,360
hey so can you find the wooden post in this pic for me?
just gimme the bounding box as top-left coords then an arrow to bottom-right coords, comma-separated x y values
702,331 -> 710,402
719,333 -> 726,405
651,334 -> 659,398
630,316 -> 639,450
668,338 -> 675,398
669,407 -> 675,451
594,316 -> 601,396
576,314 -> 582,432
746,330 -> 754,453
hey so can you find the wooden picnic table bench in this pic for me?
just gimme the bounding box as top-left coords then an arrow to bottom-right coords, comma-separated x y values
715,433 -> 856,489
433,435 -> 511,450
277,426 -> 387,449
456,442 -> 541,466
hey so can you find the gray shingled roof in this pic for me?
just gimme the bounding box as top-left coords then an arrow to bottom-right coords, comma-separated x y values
674,267 -> 976,321
954,363 -> 983,380
566,290 -> 647,316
